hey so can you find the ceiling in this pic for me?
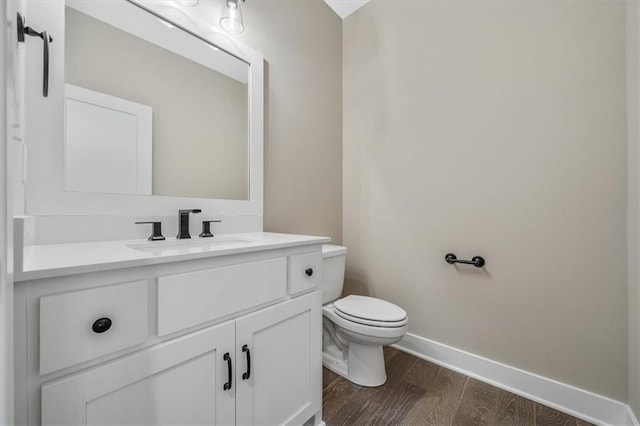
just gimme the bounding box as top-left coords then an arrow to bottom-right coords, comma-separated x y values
323,0 -> 370,19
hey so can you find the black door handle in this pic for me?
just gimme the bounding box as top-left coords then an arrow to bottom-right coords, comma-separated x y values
242,345 -> 251,380
17,12 -> 54,97
223,353 -> 232,390
305,268 -> 313,277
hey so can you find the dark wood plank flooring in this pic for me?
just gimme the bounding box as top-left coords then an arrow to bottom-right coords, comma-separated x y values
323,347 -> 593,426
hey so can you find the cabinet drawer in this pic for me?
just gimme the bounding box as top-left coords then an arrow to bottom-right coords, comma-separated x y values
288,251 -> 322,295
157,257 -> 287,336
40,280 -> 149,375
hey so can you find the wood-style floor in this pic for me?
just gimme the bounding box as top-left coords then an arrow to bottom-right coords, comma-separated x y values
323,347 -> 593,426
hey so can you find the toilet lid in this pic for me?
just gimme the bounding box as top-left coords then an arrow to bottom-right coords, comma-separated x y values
334,295 -> 407,324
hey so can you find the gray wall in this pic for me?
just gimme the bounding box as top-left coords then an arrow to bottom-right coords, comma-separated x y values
235,0 -> 343,242
628,1 -> 640,417
343,0 -> 628,400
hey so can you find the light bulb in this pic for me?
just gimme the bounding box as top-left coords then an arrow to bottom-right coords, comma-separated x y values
220,0 -> 244,34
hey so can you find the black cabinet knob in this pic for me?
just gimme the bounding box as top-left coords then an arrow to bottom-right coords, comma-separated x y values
92,317 -> 112,334
305,268 -> 313,277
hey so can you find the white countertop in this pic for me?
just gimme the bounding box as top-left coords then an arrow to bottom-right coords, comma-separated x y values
15,232 -> 330,282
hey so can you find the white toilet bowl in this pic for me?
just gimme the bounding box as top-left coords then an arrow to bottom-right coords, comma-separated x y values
321,245 -> 408,387
322,297 -> 408,386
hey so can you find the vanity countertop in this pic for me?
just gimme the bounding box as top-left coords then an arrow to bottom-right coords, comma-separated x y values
15,232 -> 330,282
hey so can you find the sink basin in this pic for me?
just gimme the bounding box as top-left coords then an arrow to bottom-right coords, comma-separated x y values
127,236 -> 257,255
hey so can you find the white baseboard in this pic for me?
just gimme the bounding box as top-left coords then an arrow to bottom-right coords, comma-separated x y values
393,333 -> 636,426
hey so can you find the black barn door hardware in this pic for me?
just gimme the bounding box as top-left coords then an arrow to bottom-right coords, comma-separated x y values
17,12 -> 53,97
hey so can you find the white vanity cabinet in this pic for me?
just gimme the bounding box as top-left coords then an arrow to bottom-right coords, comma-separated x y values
14,241 -> 325,426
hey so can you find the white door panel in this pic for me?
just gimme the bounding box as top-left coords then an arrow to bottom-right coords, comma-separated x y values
7,0 -> 26,214
85,352 -> 216,425
2,1 -> 26,424
64,84 -> 152,195
235,292 -> 322,426
42,322 -> 236,426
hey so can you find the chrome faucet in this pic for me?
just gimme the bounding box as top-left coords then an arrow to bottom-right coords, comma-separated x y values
177,209 -> 201,239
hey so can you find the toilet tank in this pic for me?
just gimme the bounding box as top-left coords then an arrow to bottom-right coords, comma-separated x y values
322,244 -> 347,304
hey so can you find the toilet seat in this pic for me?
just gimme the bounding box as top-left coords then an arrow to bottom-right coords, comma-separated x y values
333,295 -> 407,328
334,309 -> 408,328
322,304 -> 408,340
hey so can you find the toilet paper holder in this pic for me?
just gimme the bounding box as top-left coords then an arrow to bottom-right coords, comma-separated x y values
445,253 -> 485,268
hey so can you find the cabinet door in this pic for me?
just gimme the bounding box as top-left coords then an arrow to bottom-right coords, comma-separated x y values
235,291 -> 322,426
42,322 -> 235,425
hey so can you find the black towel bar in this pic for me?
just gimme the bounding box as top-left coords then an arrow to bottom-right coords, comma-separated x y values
445,253 -> 485,268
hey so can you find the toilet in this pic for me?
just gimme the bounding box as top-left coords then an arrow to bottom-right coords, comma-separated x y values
321,244 -> 408,387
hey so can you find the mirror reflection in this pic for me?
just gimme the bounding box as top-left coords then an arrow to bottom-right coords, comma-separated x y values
64,5 -> 250,200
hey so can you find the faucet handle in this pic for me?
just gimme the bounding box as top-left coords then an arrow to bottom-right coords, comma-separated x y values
135,221 -> 165,241
179,209 -> 202,215
199,220 -> 222,238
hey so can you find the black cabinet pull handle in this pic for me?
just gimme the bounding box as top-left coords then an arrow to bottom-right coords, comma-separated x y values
242,345 -> 251,380
305,268 -> 313,277
223,353 -> 232,390
92,317 -> 112,334
17,12 -> 54,97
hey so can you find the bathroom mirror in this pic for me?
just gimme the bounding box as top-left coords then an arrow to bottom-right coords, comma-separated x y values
64,3 -> 249,200
25,0 -> 264,218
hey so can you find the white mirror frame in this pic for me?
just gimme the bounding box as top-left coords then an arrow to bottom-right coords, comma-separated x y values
25,0 -> 263,219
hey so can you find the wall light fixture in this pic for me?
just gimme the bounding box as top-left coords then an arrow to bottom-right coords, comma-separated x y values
220,0 -> 245,34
